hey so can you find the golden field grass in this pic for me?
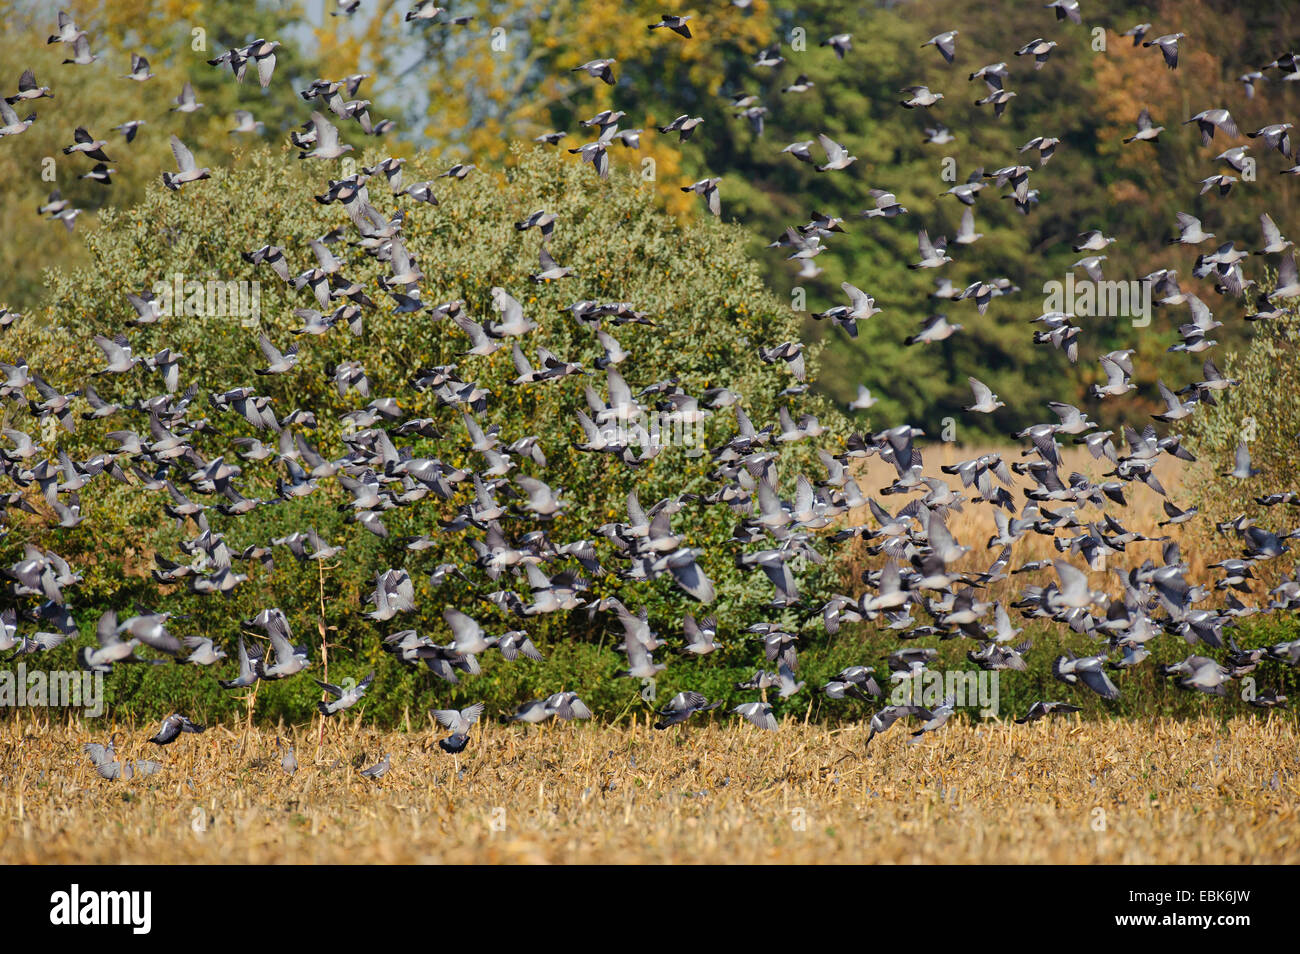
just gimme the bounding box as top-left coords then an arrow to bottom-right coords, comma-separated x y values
2,713 -> 1296,864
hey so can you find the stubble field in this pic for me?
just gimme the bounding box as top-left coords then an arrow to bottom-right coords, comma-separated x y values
2,713 -> 1295,864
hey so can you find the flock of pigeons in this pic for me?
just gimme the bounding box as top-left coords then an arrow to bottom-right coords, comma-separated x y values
2,3 -> 1299,782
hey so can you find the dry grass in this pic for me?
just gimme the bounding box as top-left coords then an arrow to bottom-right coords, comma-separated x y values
2,713 -> 1296,864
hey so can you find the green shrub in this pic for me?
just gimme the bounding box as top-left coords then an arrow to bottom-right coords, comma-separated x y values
2,144 -> 852,723
1186,279 -> 1300,579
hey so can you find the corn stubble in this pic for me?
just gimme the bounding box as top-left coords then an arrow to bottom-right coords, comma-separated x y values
1,714 -> 1295,864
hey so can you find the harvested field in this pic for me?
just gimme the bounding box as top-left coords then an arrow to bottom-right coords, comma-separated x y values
3,714 -> 1295,864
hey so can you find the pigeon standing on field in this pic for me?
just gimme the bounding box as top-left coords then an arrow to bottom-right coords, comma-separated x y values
83,737 -> 163,780
277,738 -> 297,775
82,736 -> 125,779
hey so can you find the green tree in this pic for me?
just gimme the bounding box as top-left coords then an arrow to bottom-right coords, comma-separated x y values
0,0 -> 340,307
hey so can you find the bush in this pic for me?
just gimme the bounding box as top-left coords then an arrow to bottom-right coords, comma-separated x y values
2,144 -> 851,724
1186,278 -> 1300,581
